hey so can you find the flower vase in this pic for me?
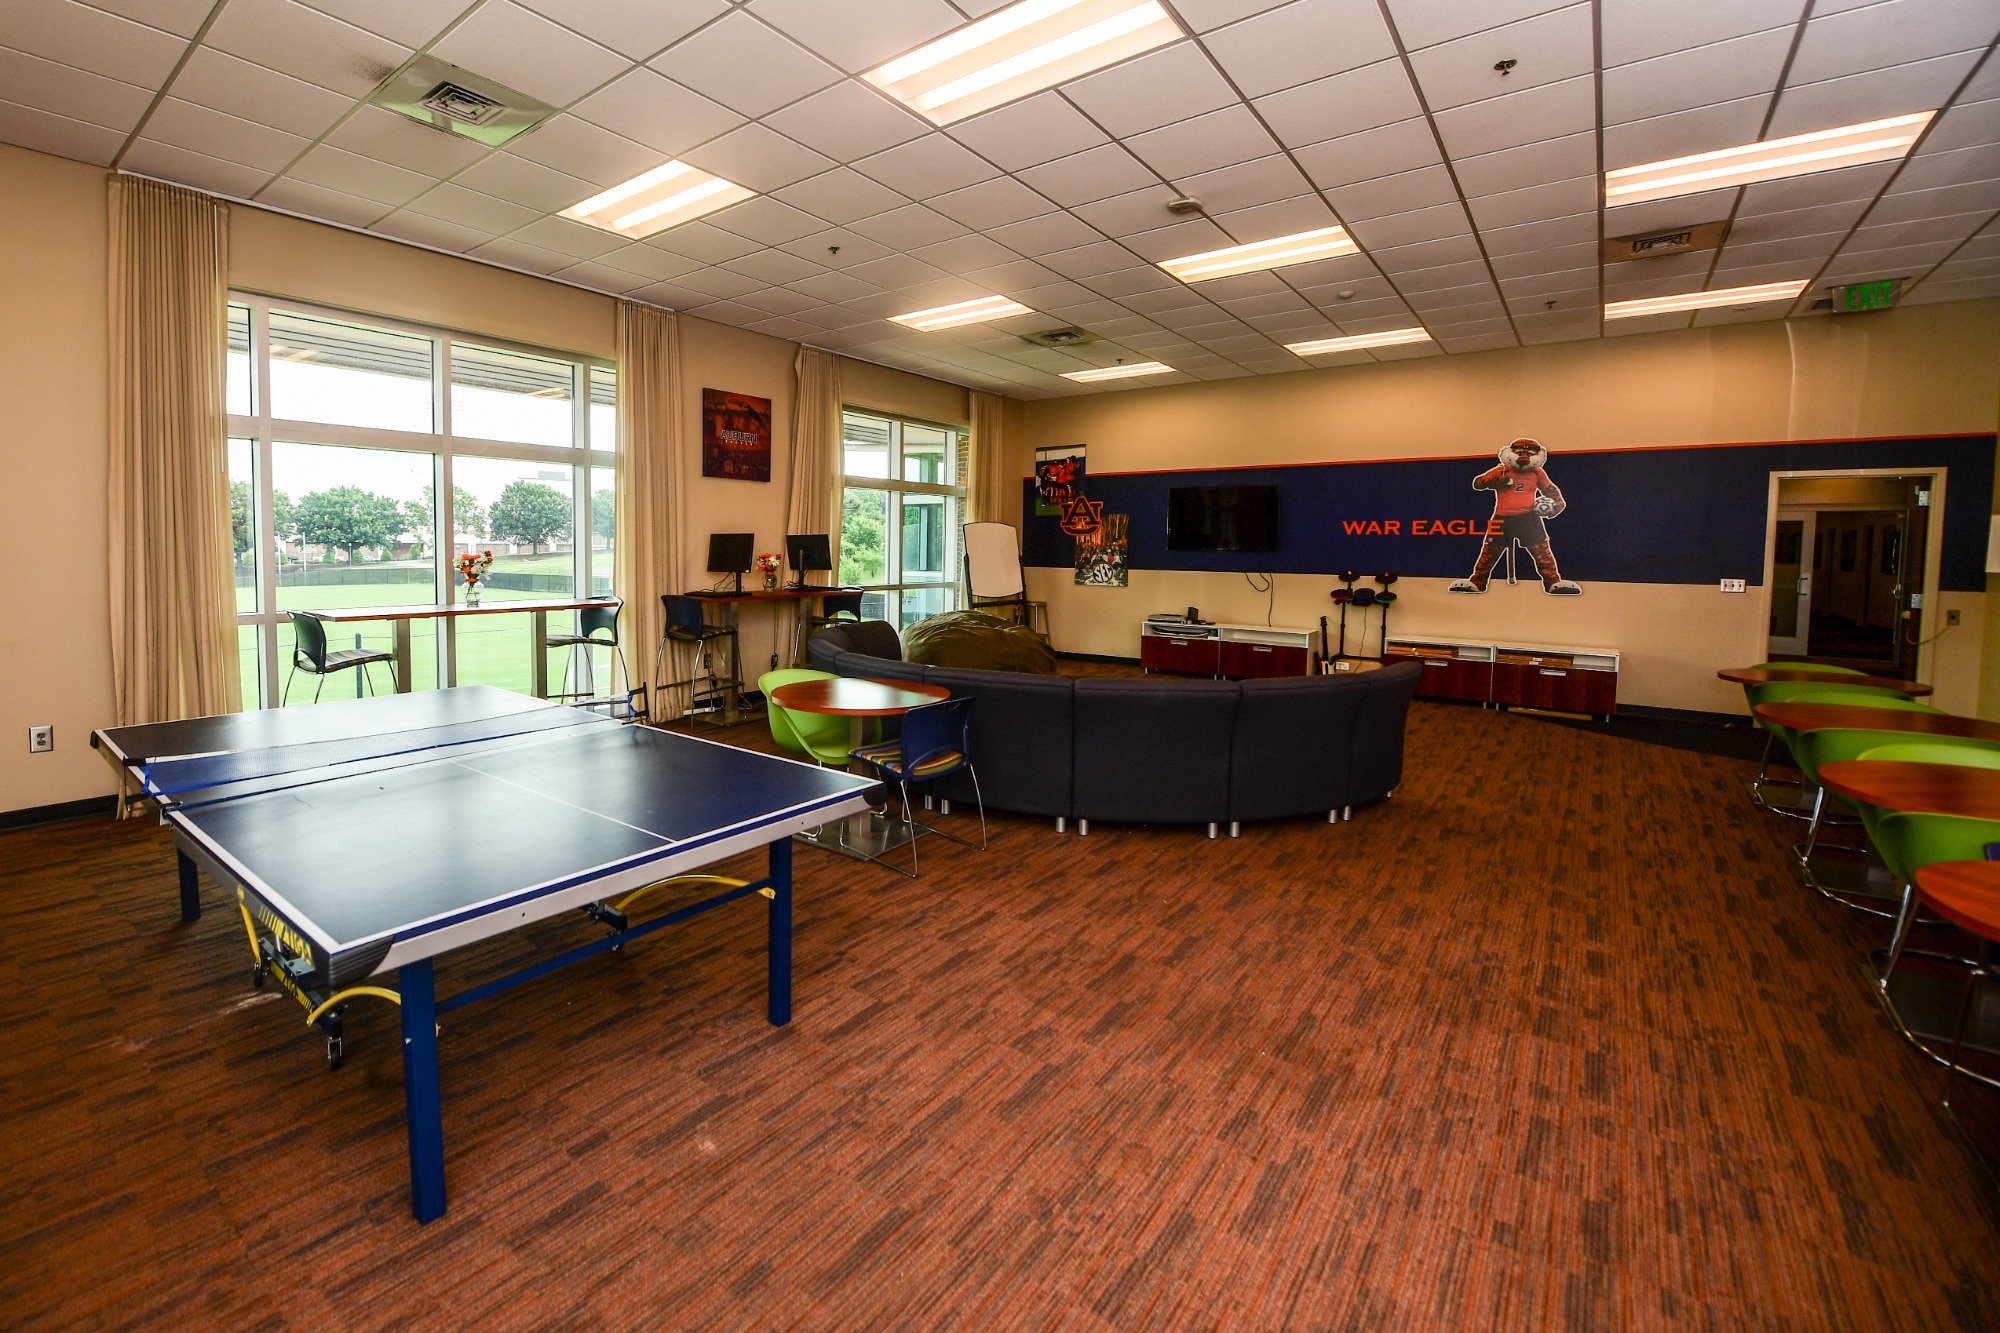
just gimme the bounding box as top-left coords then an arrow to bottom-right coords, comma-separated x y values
466,581 -> 482,606
763,573 -> 779,592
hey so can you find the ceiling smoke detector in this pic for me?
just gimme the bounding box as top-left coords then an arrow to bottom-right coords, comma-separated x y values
368,55 -> 556,147
1023,327 -> 1101,348
1165,197 -> 1204,215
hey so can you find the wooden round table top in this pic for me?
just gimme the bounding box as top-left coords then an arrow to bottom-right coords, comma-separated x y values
1818,760 -> 2000,819
1752,703 -> 2000,743
1717,666 -> 1931,696
770,677 -> 949,716
1914,862 -> 2000,942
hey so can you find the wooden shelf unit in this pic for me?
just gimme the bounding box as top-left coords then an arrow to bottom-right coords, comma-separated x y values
1386,636 -> 1618,719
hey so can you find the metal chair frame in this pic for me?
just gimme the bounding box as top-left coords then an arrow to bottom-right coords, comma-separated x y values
284,611 -> 396,705
654,594 -> 741,723
849,697 -> 986,878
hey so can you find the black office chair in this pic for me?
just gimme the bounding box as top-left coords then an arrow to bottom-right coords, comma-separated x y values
545,598 -> 630,707
284,611 -> 396,704
655,593 -> 740,722
791,587 -> 866,665
849,696 -> 986,877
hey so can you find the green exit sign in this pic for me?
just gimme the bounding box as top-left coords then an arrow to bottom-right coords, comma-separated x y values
1830,278 -> 1906,313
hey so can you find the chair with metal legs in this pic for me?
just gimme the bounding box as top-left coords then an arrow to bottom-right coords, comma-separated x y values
790,589 -> 864,665
1790,721 -> 1949,907
848,696 -> 986,878
1746,675 -> 1917,816
654,594 -> 740,722
546,598 -> 631,708
1870,813 -> 2000,1084
1743,663 -> 1866,808
1916,852 -> 2000,1176
284,611 -> 396,704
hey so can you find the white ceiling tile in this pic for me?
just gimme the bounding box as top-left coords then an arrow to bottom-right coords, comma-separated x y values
205,0 -> 411,100
1385,0 -> 1579,50
1432,74 -> 1594,158
909,233 -> 1019,272
1478,211 -> 1597,257
1727,199 -> 1869,243
1436,331 -> 1520,352
1767,52 -> 1984,139
763,82 -> 929,163
1171,154 -> 1313,212
85,0 -> 214,36
1291,118 -> 1441,191
1600,0 -> 1805,67
749,0 -> 965,73
1346,201 -> 1470,250
1017,145 -> 1160,208
1451,132 -> 1596,199
1882,143 -> 2000,193
404,182 -> 541,233
0,47 -> 151,133
594,242 -> 703,281
650,221 -> 763,264
1710,232 -> 1845,268
298,0 -> 474,48
1489,240 -> 1599,277
681,123 -> 835,192
1202,0 -> 1397,99
508,116 -> 668,189
1603,190 -> 1735,234
779,227 -> 894,267
964,257 -> 1064,292
853,133 -> 997,197
847,203 -> 968,248
164,48 -> 352,141
846,253 -> 952,290
1116,217 -> 1231,260
1252,59 -> 1423,150
1322,164 -> 1459,222
1852,210 -> 1992,250
1208,193 -> 1340,237
1869,179 -> 2000,224
1071,185 -> 1186,236
1602,27 -> 1798,125
7,0 -> 188,88
257,176 -> 392,227
773,168 -> 908,224
1922,97 -> 2000,155
1465,176 -> 1598,230
510,214 -> 626,260
1377,252 -> 1487,290
651,13 -> 843,118
283,144 -> 433,207
705,195 -> 826,245
1059,41 -> 1238,138
724,251 -> 826,286
547,258 -> 653,293
744,314 -> 823,339
1899,274 -> 2000,303
1497,266 -> 1596,300
988,210 -> 1103,254
431,1 -> 629,107
1737,160 -> 1898,212
369,210 -> 491,252
1041,240 -> 1139,279
1600,251 -> 1711,291
468,235 -> 582,274
139,98 -> 308,174
1822,239 -> 1962,277
949,93 -> 1108,171
786,268 -> 882,302
1602,97 -> 1771,168
625,279 -> 710,307
454,152 -> 597,213
1408,6 -> 1595,113
324,105 -> 489,178
570,71 -> 745,158
120,138 -> 274,197
1128,105 -> 1280,179
928,176 -> 1056,229
514,0 -> 728,61
1787,0 -> 2000,86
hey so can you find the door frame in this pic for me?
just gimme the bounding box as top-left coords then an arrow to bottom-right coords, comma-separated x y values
1758,468 -> 1944,679
1767,509 -> 1815,657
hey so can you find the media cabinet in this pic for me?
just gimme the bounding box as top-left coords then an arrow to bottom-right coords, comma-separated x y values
1139,619 -> 1315,679
1384,636 -> 1618,720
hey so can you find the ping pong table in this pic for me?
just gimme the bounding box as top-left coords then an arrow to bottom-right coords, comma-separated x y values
92,686 -> 876,1223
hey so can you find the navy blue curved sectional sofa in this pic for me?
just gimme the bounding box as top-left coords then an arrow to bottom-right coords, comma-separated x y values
806,621 -> 1422,838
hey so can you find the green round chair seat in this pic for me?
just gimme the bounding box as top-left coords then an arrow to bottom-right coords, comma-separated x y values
1873,811 -> 2000,893
759,668 -> 851,767
1851,741 -> 2000,846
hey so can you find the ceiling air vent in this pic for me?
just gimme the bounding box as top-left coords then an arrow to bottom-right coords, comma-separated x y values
367,55 -> 556,148
1023,327 -> 1100,348
1601,220 -> 1729,264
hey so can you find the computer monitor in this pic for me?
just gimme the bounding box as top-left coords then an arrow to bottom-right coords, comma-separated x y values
708,532 -> 754,594
785,534 -> 831,584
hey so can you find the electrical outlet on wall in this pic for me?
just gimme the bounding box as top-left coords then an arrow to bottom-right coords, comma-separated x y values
28,725 -> 53,753
1948,609 -> 1962,626
1719,578 -> 1746,593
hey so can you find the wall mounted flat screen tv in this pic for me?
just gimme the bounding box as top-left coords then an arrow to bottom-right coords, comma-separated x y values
1167,485 -> 1281,552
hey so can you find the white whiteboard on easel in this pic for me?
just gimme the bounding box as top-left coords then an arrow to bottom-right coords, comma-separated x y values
963,522 -> 1024,598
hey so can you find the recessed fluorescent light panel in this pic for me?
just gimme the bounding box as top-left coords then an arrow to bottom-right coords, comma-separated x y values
1605,113 -> 1934,207
1603,280 -> 1810,319
561,161 -> 755,239
1062,361 -> 1172,382
1285,328 -> 1432,356
891,295 -> 1033,331
1159,227 -> 1358,283
865,0 -> 1181,127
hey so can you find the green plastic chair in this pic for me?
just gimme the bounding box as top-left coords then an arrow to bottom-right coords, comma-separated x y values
1794,727 -> 1950,852
1851,741 -> 2000,846
1741,665 -> 1873,798
1872,811 -> 2000,995
759,668 -> 852,767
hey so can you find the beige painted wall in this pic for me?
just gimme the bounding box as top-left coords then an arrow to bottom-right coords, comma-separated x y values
1022,300 -> 2000,714
0,143 -> 966,814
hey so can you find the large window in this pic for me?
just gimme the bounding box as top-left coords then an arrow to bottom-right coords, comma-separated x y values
840,410 -> 966,629
229,296 -> 616,707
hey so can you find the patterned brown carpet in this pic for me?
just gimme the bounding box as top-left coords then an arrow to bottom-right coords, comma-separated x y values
3,699 -> 1998,1330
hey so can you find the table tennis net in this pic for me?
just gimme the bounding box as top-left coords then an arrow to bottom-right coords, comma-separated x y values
140,707 -> 609,805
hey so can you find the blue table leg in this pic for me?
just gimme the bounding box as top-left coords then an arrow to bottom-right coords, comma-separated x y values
177,850 -> 200,921
400,959 -> 446,1222
768,837 -> 792,1027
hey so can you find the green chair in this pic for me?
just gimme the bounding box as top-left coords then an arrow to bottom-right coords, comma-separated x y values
1792,726 -> 1949,873
1745,677 -> 1910,812
1852,740 -> 2000,862
1756,685 -> 1937,827
760,668 -> 852,767
1870,813 -> 2000,1077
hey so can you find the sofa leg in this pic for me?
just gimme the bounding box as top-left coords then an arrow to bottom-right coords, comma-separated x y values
1328,809 -> 1338,824
1207,822 -> 1218,839
1079,819 -> 1090,836
940,798 -> 951,814
1055,816 -> 1066,833
1229,821 -> 1239,838
1342,806 -> 1352,821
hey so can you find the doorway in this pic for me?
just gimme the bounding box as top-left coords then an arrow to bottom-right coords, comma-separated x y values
1767,475 -> 1932,679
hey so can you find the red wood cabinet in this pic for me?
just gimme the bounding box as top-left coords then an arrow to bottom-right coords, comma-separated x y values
1410,655 -> 1494,703
1141,634 -> 1221,675
1491,663 -> 1617,715
1220,640 -> 1309,678
1389,638 -> 1618,719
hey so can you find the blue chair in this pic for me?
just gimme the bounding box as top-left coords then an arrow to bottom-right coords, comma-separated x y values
850,697 -> 986,876
546,597 -> 630,708
284,611 -> 395,704
655,593 -> 739,721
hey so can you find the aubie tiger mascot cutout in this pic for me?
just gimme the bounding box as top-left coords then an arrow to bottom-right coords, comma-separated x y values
1448,437 -> 1582,595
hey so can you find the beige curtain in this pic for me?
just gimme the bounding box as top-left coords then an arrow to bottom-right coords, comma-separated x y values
614,301 -> 686,719
969,390 -> 1013,524
107,174 -> 238,727
790,346 -> 843,578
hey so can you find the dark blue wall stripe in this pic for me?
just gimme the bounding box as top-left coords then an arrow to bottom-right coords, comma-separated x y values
1022,435 -> 1996,590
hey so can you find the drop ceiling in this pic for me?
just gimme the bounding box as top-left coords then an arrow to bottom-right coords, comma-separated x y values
2,0 -> 1997,398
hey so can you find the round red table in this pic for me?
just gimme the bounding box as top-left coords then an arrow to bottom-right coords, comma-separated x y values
1719,666 -> 1931,696
1752,703 -> 2000,744
1818,761 -> 2000,820
770,677 -> 950,749
1914,861 -> 2000,941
